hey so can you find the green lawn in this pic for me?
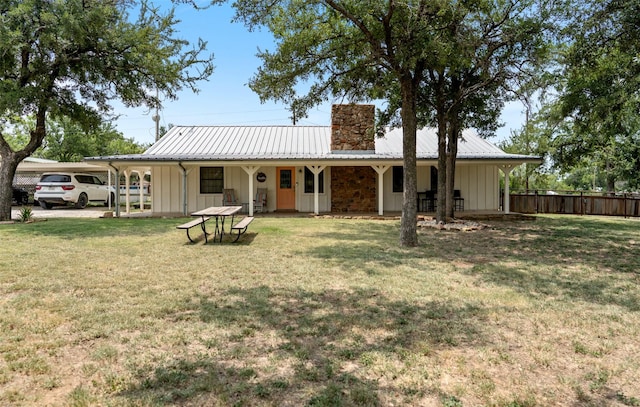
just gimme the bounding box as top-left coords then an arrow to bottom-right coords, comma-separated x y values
1,215 -> 639,406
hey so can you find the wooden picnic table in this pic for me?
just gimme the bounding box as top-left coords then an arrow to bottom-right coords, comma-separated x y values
191,205 -> 242,243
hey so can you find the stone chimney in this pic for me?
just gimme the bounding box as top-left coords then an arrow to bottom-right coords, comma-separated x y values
331,104 -> 375,151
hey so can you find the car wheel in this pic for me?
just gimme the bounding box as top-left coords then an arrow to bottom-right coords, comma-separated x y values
20,194 -> 29,205
104,192 -> 115,207
75,193 -> 88,209
39,200 -> 52,209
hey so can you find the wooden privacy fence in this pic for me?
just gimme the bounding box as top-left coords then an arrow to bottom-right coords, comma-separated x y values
510,192 -> 640,218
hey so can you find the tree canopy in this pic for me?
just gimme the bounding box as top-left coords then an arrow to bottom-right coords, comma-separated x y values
0,0 -> 214,220
534,0 -> 640,192
233,0 -> 554,245
4,115 -> 146,162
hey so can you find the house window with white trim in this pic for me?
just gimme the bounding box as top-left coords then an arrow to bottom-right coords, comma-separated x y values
392,166 -> 403,192
304,167 -> 324,193
200,167 -> 224,194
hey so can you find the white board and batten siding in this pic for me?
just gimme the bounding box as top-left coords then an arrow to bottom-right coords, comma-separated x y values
150,165 -> 333,214
455,164 -> 500,211
382,164 -> 500,212
150,166 -> 183,214
151,163 -> 500,214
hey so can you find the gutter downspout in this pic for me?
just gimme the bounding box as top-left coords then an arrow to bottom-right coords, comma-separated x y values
108,162 -> 120,218
178,162 -> 188,216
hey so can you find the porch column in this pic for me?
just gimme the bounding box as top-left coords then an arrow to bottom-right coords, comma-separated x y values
500,164 -> 516,214
306,165 -> 325,215
372,165 -> 390,216
130,169 -> 145,212
242,166 -> 260,216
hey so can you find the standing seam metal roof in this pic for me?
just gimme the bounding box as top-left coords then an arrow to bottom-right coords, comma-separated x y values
90,125 -> 538,162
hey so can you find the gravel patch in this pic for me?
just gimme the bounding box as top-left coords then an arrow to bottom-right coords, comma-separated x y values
417,218 -> 489,231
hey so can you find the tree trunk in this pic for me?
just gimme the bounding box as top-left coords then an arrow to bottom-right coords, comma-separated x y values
0,151 -> 20,221
0,108 -> 48,221
445,112 -> 460,219
399,77 -> 419,247
445,135 -> 458,219
605,160 -> 615,194
436,114 -> 447,224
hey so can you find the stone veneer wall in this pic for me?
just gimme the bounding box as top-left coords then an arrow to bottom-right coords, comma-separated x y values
330,104 -> 378,212
331,104 -> 375,151
330,167 -> 377,213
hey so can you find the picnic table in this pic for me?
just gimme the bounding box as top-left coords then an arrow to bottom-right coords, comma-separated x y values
177,205 -> 255,243
190,205 -> 242,243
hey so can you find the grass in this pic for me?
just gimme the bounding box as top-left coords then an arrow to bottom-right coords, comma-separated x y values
0,214 -> 639,406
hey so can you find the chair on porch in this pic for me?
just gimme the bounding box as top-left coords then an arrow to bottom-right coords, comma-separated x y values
422,190 -> 437,212
222,189 -> 238,206
454,189 -> 464,211
254,188 -> 267,213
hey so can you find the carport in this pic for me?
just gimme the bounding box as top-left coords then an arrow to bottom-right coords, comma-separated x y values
13,158 -> 148,213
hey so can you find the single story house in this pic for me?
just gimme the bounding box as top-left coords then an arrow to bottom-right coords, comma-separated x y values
85,104 -> 541,216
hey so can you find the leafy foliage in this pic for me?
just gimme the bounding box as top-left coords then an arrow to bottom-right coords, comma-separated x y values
0,0 -> 214,220
547,0 -> 640,192
3,116 -> 146,161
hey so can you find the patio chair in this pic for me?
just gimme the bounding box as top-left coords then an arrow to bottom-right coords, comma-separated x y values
422,190 -> 437,212
254,188 -> 267,213
222,189 -> 238,206
454,189 -> 464,211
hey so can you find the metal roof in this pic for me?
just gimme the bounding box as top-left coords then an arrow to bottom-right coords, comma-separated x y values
85,125 -> 540,163
145,126 -> 331,158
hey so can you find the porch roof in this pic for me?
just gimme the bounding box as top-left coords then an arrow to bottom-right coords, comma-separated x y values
85,125 -> 540,164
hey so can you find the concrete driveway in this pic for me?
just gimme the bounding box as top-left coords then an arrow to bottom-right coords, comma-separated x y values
11,205 -> 112,219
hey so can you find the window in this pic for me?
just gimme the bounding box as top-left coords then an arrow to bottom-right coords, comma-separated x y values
40,174 -> 71,183
200,167 -> 224,194
392,166 -> 403,193
75,175 -> 92,184
304,167 -> 324,193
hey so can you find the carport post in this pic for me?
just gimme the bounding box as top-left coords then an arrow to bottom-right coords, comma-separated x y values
109,163 -> 120,217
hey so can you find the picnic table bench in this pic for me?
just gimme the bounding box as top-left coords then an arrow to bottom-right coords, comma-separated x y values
230,216 -> 254,242
176,216 -> 211,243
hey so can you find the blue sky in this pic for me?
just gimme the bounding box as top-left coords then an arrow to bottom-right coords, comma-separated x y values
112,1 -> 525,146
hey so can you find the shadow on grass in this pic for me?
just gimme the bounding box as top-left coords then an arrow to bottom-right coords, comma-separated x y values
470,262 -> 640,311
453,217 -> 640,311
304,217 -> 640,311
121,286 -> 486,405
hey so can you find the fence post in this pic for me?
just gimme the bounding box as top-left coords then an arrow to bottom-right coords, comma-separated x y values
624,193 -> 627,218
535,190 -> 539,214
580,191 -> 584,216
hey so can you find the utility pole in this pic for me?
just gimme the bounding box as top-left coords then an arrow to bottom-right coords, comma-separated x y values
152,89 -> 160,141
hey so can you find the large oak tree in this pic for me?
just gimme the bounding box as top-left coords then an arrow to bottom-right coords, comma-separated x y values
232,0 -> 554,245
0,0 -> 214,220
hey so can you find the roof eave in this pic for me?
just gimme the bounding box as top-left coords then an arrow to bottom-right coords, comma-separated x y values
84,154 -> 543,167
